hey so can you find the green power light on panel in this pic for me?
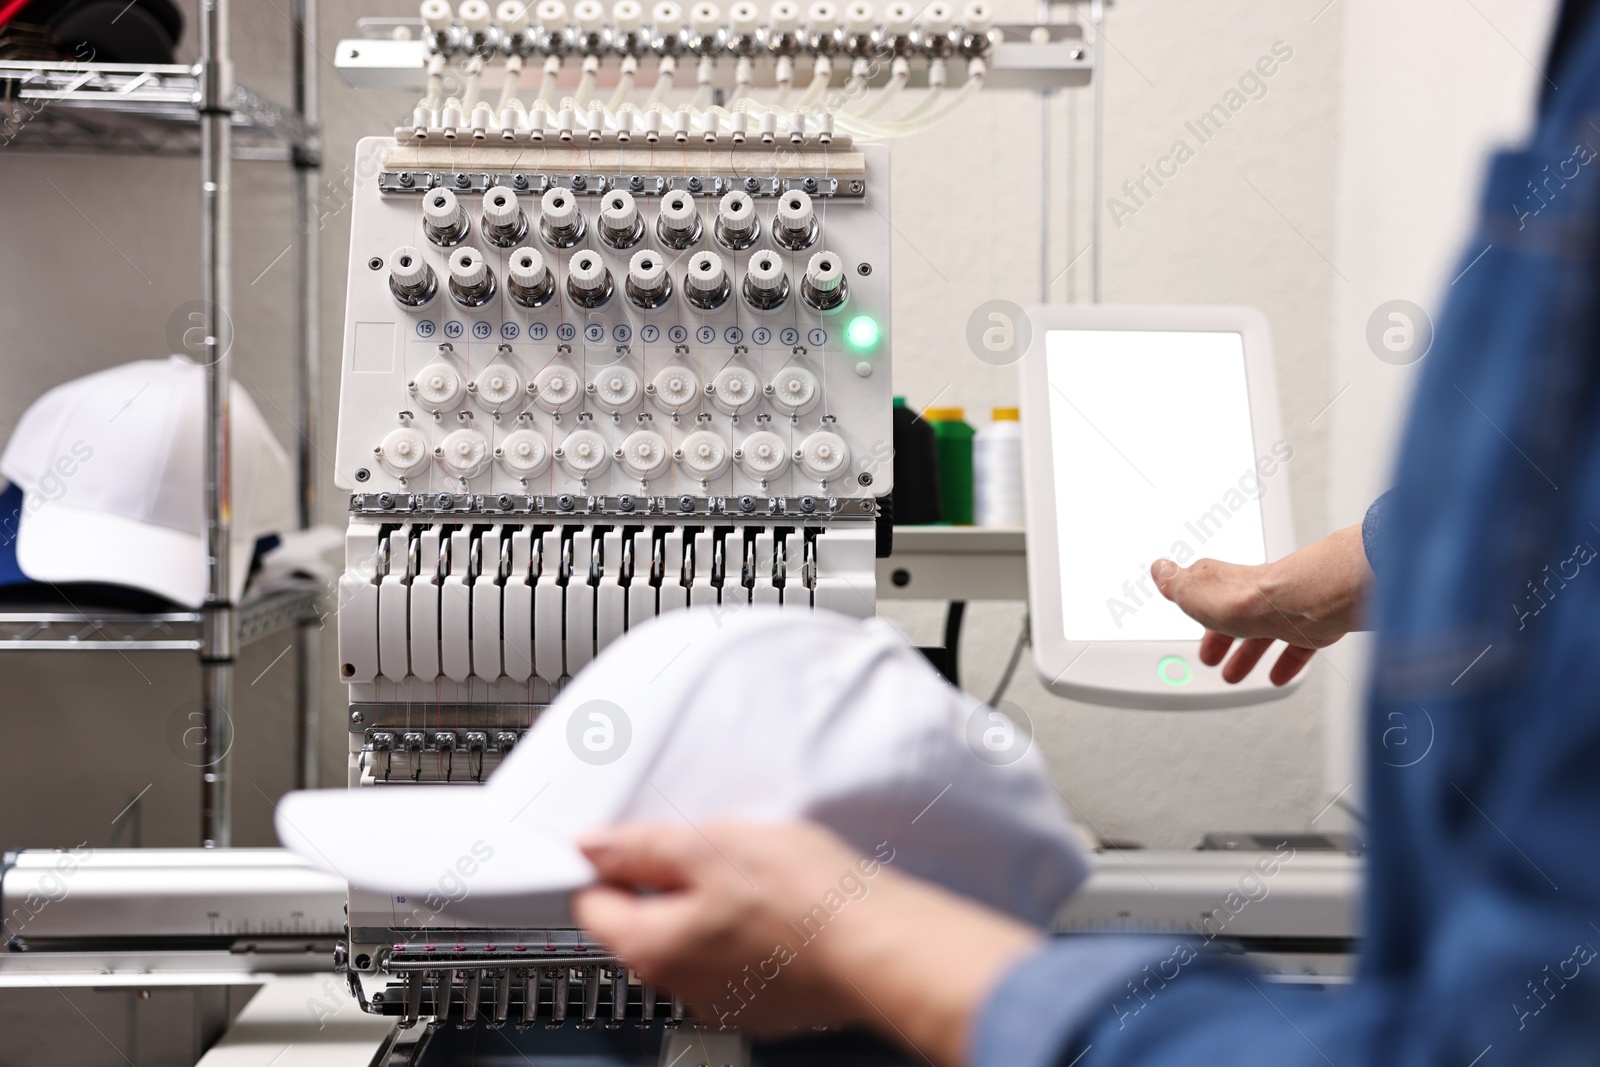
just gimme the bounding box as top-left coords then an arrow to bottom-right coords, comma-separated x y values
846,315 -> 881,351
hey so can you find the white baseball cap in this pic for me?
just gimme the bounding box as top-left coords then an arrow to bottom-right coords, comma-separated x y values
0,356 -> 295,608
275,608 -> 1089,929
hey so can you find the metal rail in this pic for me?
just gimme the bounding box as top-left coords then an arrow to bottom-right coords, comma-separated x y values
0,582 -> 319,652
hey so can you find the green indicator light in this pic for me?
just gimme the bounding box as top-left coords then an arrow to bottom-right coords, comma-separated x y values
1156,656 -> 1192,687
846,315 -> 881,350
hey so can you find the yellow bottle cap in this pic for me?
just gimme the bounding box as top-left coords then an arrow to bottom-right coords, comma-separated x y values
923,406 -> 965,422
992,407 -> 1019,421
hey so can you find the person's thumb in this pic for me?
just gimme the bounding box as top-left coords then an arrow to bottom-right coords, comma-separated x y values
1150,558 -> 1184,602
576,822 -> 702,890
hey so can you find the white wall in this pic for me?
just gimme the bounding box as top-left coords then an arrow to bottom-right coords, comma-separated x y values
1317,0 -> 1558,827
885,0 -> 1344,847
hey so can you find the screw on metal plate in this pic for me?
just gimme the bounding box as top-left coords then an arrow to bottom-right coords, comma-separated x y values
618,494 -> 635,511
799,496 -> 816,513
739,494 -> 756,513
678,494 -> 696,512
378,492 -> 396,508
558,494 -> 576,511
398,171 -> 415,187
351,710 -> 365,724
744,175 -> 760,192
454,172 -> 470,189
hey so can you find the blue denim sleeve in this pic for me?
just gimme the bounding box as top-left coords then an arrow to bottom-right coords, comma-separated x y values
971,937 -> 1172,1067
1361,490 -> 1392,575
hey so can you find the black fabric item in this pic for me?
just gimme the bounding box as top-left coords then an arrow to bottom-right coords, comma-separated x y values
891,403 -> 943,524
30,0 -> 183,63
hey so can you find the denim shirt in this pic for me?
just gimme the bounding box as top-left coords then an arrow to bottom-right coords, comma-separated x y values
973,9 -> 1600,1064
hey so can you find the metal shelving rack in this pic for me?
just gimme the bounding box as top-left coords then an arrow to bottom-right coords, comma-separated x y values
0,0 -> 322,848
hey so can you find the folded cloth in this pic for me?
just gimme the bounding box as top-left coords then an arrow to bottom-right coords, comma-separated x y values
276,607 -> 1089,929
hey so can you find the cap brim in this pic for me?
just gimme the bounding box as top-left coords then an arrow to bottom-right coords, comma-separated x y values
16,497 -> 257,607
276,785 -> 597,928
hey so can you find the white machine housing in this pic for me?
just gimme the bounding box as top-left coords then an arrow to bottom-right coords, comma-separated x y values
1019,304 -> 1299,710
328,136 -> 891,1026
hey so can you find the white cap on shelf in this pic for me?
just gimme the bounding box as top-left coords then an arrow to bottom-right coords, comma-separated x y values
922,0 -> 952,33
808,1 -> 837,30
448,246 -> 489,287
388,245 -> 431,288
844,0 -> 873,33
507,246 -> 549,286
541,186 -> 580,228
483,187 -> 521,227
422,0 -> 455,33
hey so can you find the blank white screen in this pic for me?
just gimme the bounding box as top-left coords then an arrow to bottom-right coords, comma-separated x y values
1045,329 -> 1267,641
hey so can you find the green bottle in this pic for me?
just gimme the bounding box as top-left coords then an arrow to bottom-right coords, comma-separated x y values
925,407 -> 975,525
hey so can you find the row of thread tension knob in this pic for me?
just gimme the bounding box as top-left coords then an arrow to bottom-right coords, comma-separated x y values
387,184 -> 848,312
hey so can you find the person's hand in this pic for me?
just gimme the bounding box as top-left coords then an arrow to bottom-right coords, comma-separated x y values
572,820 -> 1041,1066
1150,523 -> 1371,685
